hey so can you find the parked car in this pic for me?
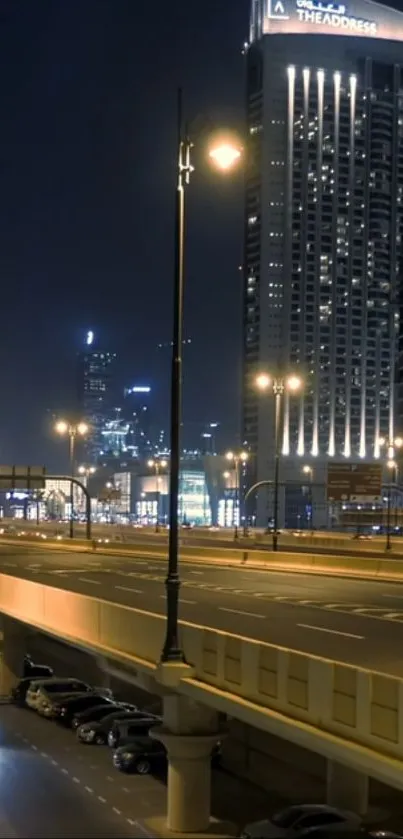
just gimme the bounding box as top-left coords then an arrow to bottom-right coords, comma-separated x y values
26,678 -> 93,715
239,805 -> 362,838
107,715 -> 161,748
370,834 -> 403,838
24,654 -> 53,679
112,736 -> 221,775
56,693 -> 115,727
77,709 -> 150,745
12,676 -> 52,705
72,702 -> 137,732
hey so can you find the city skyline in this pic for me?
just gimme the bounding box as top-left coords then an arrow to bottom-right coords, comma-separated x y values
0,0 -> 246,470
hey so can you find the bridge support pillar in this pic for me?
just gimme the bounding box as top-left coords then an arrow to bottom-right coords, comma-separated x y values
0,616 -> 26,695
150,694 -> 223,833
327,760 -> 368,815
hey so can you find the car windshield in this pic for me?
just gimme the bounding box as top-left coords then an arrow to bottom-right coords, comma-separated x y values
45,682 -> 87,693
272,807 -> 307,828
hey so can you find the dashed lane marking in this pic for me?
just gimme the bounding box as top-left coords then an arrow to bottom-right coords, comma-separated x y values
115,585 -> 143,594
98,795 -> 107,804
297,623 -> 365,640
219,606 -> 265,619
113,807 -> 122,816
78,577 -> 101,585
85,786 -> 93,794
72,776 -> 80,784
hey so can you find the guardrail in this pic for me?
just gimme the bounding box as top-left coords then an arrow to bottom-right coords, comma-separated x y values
0,572 -> 402,791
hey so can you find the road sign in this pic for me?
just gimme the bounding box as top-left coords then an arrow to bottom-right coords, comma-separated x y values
0,466 -> 46,491
327,463 -> 382,502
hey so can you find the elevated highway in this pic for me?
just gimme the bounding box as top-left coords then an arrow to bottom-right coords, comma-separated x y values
1,544 -> 403,831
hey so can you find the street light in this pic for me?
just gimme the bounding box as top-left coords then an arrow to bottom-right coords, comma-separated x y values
225,451 -> 248,539
162,88 -> 242,663
55,420 -> 89,539
379,436 -> 403,551
256,373 -> 303,551
302,465 -> 314,532
148,458 -> 168,533
78,465 -> 96,480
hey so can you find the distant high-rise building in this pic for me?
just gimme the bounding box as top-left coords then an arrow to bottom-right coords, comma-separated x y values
77,331 -> 117,462
244,0 -> 403,524
123,386 -> 154,458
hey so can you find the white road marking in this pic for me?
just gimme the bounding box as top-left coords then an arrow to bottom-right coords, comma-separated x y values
159,594 -> 196,605
40,751 -> 47,758
98,795 -> 106,804
219,606 -> 265,619
61,768 -> 69,775
115,585 -> 143,594
352,607 -> 386,615
2,562 -> 16,567
106,775 -> 114,782
190,570 -> 203,575
51,759 -> 58,766
72,777 -> 80,784
297,623 -> 365,640
382,593 -> 403,600
123,787 -> 130,793
383,612 -> 403,619
31,744 -> 37,751
28,563 -> 41,568
113,807 -> 122,816
79,577 -> 101,585
85,786 -> 93,794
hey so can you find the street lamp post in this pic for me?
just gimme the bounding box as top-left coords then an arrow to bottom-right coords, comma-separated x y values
379,436 -> 403,551
55,420 -> 88,539
302,465 -> 314,532
225,451 -> 248,538
148,458 -> 168,533
256,373 -> 303,551
161,89 -> 242,663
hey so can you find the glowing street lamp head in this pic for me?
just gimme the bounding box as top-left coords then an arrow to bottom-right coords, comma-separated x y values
208,140 -> 242,172
77,422 -> 89,436
240,452 -> 248,463
286,374 -> 303,393
303,465 -> 312,475
147,459 -> 155,469
395,436 -> 403,449
55,420 -> 68,435
387,459 -> 397,470
223,471 -> 231,479
256,373 -> 271,391
160,459 -> 168,468
225,451 -> 234,462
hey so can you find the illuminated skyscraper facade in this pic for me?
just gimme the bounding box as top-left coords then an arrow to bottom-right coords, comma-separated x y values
77,332 -> 117,462
243,0 -> 403,523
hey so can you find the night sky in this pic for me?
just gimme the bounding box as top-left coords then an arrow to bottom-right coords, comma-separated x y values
1,0 -> 248,470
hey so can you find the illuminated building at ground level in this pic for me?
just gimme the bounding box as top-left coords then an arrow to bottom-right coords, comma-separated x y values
243,0 -> 403,525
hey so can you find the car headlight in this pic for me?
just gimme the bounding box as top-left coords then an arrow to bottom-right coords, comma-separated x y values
121,752 -> 133,761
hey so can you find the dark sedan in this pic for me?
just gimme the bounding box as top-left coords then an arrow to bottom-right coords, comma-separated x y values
113,737 -> 222,775
71,702 -> 138,731
77,710 -> 155,745
56,693 -> 114,726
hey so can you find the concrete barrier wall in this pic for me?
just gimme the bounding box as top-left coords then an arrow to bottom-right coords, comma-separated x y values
1,572 -> 403,785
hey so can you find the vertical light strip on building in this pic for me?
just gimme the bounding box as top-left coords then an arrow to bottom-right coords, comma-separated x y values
284,64 -> 295,455
388,65 -> 400,447
312,68 -> 324,457
298,67 -> 310,457
328,70 -> 341,458
343,73 -> 356,458
374,328 -> 381,458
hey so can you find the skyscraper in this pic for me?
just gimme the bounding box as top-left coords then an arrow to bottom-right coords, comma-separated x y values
77,331 -> 117,463
243,0 -> 403,524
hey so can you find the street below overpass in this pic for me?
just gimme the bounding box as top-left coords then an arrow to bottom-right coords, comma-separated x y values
2,545 -> 403,676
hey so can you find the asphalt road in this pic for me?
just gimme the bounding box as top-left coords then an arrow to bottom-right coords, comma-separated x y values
2,545 -> 403,675
0,705 -> 154,838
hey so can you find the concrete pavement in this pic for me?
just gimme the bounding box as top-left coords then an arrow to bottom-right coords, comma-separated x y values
2,545 -> 403,676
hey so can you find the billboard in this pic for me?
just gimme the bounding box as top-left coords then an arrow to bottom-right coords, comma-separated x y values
327,462 -> 382,502
251,0 -> 403,42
